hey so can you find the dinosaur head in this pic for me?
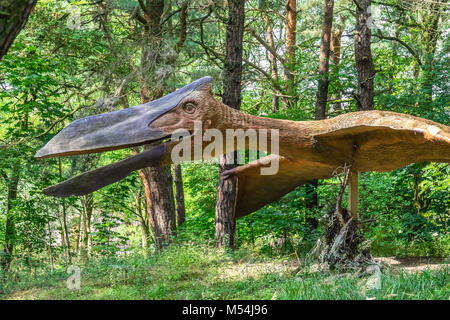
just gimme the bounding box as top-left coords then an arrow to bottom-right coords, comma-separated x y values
34,76 -> 217,159
34,76 -> 230,197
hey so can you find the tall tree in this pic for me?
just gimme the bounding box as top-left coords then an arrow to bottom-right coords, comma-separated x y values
262,9 -> 280,112
315,0 -> 334,120
306,0 -> 335,228
0,0 -> 37,60
130,0 -> 188,249
354,0 -> 375,110
283,0 -> 297,108
174,164 -> 186,227
329,14 -> 345,112
58,158 -> 71,264
133,188 -> 151,250
1,160 -> 20,271
215,0 -> 245,249
144,163 -> 176,248
79,194 -> 93,262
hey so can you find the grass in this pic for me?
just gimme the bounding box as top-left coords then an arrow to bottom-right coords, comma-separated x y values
0,242 -> 448,300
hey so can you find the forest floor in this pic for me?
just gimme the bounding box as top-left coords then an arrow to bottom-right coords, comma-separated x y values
374,256 -> 448,273
1,245 -> 449,300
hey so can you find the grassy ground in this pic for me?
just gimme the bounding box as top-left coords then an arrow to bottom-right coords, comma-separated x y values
1,243 -> 449,300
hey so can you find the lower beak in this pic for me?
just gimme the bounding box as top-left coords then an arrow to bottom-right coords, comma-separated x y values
43,144 -> 168,197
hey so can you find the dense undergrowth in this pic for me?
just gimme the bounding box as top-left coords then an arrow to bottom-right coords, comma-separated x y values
1,165 -> 448,299
0,240 -> 448,300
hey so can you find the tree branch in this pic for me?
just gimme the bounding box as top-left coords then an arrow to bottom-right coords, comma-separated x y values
133,9 -> 148,25
138,0 -> 147,14
248,27 -> 286,66
176,3 -> 188,53
352,0 -> 362,11
373,31 -> 423,65
161,8 -> 183,26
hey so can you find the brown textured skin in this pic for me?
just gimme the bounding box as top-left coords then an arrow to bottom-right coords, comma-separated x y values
39,81 -> 450,217
150,84 -> 450,217
153,83 -> 450,169
223,155 -> 337,217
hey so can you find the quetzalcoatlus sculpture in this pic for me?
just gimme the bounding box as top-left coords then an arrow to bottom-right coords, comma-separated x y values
35,77 -> 450,218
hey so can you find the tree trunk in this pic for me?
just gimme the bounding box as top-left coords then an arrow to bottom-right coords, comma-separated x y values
145,165 -> 176,249
135,190 -> 150,250
315,0 -> 334,120
79,194 -> 93,262
132,0 -> 182,250
262,13 -> 279,112
419,1 -> 444,104
2,166 -> 20,272
137,166 -> 156,231
354,0 -> 374,110
138,217 -> 150,249
330,16 -> 344,66
329,15 -> 344,112
306,0 -> 334,229
46,218 -> 54,272
0,0 -> 37,60
283,0 -> 297,108
58,158 -> 71,263
174,164 -> 186,227
75,211 -> 82,252
305,180 -> 319,229
215,0 -> 244,249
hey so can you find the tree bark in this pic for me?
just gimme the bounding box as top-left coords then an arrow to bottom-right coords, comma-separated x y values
134,189 -> 150,250
419,0 -> 445,104
354,0 -> 374,110
132,0 -> 183,250
329,15 -> 344,112
315,0 -> 334,120
79,194 -> 93,262
0,0 -> 37,60
305,180 -> 319,229
215,0 -> 244,249
283,0 -> 297,108
262,12 -> 279,112
2,166 -> 20,272
174,164 -> 186,227
330,17 -> 343,66
46,217 -> 54,272
145,164 -> 176,249
307,0 -> 335,229
58,158 -> 71,264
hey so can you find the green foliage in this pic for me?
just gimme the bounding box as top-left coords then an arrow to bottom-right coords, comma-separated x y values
178,162 -> 218,239
0,0 -> 449,299
356,164 -> 449,256
0,243 -> 448,300
91,211 -> 129,256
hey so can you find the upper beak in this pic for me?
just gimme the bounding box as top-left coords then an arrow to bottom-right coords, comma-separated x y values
35,76 -> 212,159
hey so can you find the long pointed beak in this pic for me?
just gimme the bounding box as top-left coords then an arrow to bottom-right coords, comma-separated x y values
35,76 -> 212,158
43,144 -> 168,197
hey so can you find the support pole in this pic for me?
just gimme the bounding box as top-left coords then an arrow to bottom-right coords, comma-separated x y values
348,170 -> 359,219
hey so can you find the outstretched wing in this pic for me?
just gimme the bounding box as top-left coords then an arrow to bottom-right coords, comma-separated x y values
226,111 -> 450,218
313,111 -> 450,172
223,155 -> 337,218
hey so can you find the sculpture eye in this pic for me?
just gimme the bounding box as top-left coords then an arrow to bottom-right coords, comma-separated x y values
183,102 -> 196,114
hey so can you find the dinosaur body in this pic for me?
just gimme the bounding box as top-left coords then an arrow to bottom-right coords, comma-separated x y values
36,77 -> 450,217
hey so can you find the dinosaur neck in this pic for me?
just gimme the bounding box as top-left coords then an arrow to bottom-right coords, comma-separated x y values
216,105 -> 315,156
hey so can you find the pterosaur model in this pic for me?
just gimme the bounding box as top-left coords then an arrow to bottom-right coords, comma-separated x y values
35,77 -> 450,217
